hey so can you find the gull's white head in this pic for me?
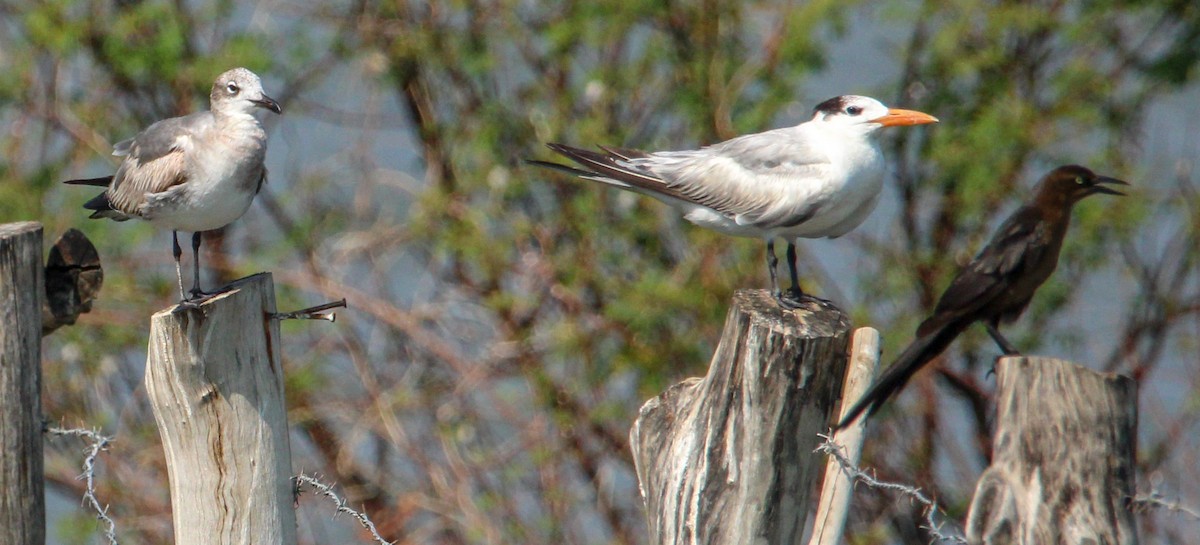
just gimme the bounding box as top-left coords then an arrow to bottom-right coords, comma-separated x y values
810,95 -> 937,136
210,67 -> 282,116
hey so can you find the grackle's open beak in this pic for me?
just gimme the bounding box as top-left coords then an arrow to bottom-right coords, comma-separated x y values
1089,176 -> 1129,196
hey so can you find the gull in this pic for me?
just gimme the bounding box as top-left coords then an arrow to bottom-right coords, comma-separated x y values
65,67 -> 281,304
529,95 -> 938,308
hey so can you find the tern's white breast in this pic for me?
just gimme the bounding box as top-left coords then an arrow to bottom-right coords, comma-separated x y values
778,133 -> 884,239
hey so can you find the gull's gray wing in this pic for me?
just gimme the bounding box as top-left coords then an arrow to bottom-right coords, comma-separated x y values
104,112 -> 213,215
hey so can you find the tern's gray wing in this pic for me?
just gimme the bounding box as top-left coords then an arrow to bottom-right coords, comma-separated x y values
104,112 -> 212,215
641,128 -> 834,229
544,129 -> 833,230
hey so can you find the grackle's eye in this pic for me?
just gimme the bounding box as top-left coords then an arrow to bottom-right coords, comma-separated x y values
846,106 -> 863,116
1075,176 -> 1085,185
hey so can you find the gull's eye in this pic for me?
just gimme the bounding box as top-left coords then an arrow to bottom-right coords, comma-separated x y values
1075,176 -> 1086,185
226,82 -> 240,94
846,106 -> 863,116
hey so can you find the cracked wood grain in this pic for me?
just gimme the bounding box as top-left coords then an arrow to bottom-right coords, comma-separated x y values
0,222 -> 45,545
966,356 -> 1138,545
630,290 -> 851,545
145,273 -> 297,545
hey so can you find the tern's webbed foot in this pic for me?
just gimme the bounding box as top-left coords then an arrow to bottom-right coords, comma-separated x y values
775,287 -> 837,311
775,288 -> 805,309
775,291 -> 804,310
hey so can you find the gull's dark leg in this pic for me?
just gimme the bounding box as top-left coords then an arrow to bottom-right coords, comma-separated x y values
172,231 -> 186,301
189,231 -> 206,299
984,321 -> 1021,355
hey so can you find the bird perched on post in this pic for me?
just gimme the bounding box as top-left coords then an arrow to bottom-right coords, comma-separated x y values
528,95 -> 937,308
836,165 -> 1128,428
65,67 -> 281,305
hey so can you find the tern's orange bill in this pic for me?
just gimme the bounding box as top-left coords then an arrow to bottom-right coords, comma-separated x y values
872,108 -> 939,127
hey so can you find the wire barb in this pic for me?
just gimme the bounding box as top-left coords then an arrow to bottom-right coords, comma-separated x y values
294,473 -> 392,544
273,298 -> 347,322
45,425 -> 119,545
1130,490 -> 1200,521
815,433 -> 967,544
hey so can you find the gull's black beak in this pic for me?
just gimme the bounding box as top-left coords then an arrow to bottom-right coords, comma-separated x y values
1089,175 -> 1129,196
252,94 -> 282,114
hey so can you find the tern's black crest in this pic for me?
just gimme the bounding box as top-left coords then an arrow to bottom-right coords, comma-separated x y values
813,96 -> 850,115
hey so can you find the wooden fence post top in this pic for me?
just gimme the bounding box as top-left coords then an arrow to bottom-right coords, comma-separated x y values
728,289 -> 851,338
0,220 -> 44,545
0,220 -> 40,231
631,289 -> 852,545
967,355 -> 1138,545
994,355 -> 1138,408
145,271 -> 296,545
0,221 -> 41,237
151,272 -> 274,320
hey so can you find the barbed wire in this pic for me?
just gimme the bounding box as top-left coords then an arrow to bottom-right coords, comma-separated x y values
45,425 -> 118,545
815,433 -> 967,544
294,473 -> 393,544
1131,490 -> 1200,521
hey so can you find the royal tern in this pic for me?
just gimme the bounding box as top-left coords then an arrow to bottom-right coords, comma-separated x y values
530,95 -> 937,307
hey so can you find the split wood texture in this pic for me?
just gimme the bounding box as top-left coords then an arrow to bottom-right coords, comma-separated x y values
630,290 -> 851,545
145,273 -> 297,545
0,222 -> 45,545
966,356 -> 1138,545
809,327 -> 880,545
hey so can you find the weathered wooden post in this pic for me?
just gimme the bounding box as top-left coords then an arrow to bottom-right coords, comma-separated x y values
0,222 -> 45,545
630,290 -> 851,545
809,327 -> 880,545
144,273 -> 298,545
966,356 -> 1138,545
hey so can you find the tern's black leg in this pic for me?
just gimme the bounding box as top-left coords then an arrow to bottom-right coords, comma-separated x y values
189,232 -> 206,299
778,241 -> 836,309
784,242 -> 804,300
984,322 -> 1021,355
766,241 -> 802,309
172,231 -> 187,301
766,240 -> 780,294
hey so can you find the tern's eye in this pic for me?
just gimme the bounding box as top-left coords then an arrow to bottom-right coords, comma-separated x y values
226,82 -> 240,94
846,106 -> 863,116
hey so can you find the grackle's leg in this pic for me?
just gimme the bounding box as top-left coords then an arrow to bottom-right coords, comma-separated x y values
984,322 -> 1021,355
